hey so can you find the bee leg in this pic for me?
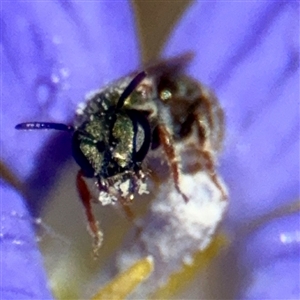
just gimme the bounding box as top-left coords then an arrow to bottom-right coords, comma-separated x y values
118,196 -> 136,222
117,196 -> 146,249
194,118 -> 228,201
76,170 -> 103,257
157,124 -> 189,203
118,172 -> 143,228
201,150 -> 227,201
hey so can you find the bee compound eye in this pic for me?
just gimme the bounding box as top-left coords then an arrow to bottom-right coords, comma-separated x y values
128,111 -> 151,163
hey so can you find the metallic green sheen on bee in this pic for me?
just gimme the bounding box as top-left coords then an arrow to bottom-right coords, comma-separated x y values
15,54 -> 226,254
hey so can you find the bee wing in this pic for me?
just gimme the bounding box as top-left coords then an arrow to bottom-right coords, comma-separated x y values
117,53 -> 194,109
144,52 -> 194,78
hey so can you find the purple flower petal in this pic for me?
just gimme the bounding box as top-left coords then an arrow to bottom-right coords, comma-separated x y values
0,184 -> 52,299
164,1 -> 299,223
236,213 -> 300,299
2,1 -> 139,181
164,1 -> 299,299
1,1 -> 139,298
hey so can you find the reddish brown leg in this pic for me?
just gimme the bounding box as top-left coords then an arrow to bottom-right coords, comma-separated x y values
158,124 -> 189,203
76,170 -> 103,257
119,197 -> 135,223
118,196 -> 144,242
195,118 -> 228,201
202,150 -> 227,200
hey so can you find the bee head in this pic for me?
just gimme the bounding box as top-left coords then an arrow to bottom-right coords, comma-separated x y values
15,71 -> 151,182
72,107 -> 151,179
71,71 -> 151,179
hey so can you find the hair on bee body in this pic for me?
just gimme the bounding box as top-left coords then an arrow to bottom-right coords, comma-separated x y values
16,53 -> 227,256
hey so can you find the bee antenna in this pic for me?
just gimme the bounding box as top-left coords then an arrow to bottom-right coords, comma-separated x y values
15,122 -> 74,132
116,71 -> 147,110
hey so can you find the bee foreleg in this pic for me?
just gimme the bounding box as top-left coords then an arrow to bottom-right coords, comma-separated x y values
194,117 -> 228,201
76,170 -> 103,258
157,124 -> 189,203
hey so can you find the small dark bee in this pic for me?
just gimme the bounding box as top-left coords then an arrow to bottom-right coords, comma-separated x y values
16,54 -> 226,255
